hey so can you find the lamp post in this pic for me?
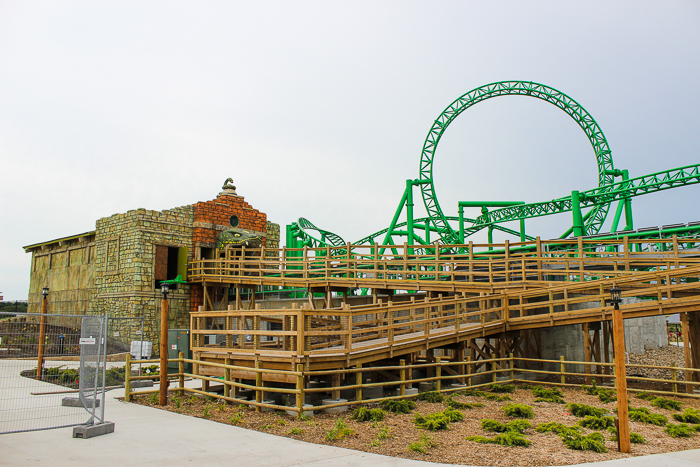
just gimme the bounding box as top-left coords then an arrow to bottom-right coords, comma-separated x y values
36,287 -> 49,379
608,286 -> 630,453
159,282 -> 170,406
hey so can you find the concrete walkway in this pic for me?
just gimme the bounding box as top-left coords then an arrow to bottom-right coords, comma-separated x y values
0,362 -> 699,467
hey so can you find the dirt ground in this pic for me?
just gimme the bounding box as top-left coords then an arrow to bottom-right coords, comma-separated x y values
130,384 -> 700,466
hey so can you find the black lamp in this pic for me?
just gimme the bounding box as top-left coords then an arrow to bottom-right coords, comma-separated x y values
160,282 -> 170,298
42,287 -> 49,299
609,286 -> 622,307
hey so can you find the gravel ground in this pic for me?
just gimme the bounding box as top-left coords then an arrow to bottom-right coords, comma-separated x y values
129,347 -> 700,466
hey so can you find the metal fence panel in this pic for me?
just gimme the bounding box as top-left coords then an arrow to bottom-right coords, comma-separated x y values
0,312 -> 107,434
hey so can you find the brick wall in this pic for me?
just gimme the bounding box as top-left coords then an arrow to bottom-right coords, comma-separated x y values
193,194 -> 267,248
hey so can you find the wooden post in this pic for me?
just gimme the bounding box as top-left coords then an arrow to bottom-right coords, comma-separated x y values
399,359 -> 406,396
296,363 -> 304,417
612,302 -> 631,453
467,356 -> 472,387
671,362 -> 677,393
36,294 -> 48,379
159,293 -> 169,406
356,362 -> 363,403
255,360 -> 263,412
224,356 -> 231,400
509,352 -> 514,381
681,312 -> 694,393
436,357 -> 442,391
560,356 -> 566,385
125,353 -> 132,402
179,351 -> 185,393
583,323 -> 592,385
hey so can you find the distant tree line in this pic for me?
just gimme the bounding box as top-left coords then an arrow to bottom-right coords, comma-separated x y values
0,300 -> 28,315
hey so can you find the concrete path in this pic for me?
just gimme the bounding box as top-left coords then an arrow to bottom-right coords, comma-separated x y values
1,360 -> 698,467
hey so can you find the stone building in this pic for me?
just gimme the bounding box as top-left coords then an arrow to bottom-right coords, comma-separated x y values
23,181 -> 279,347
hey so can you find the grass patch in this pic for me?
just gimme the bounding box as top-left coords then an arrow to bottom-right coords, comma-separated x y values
608,426 -> 646,444
635,391 -> 657,401
578,415 -> 615,430
582,382 -> 616,403
382,399 -> 416,414
288,427 -> 303,435
651,397 -> 682,411
487,383 -> 516,393
502,403 -> 534,419
408,433 -> 434,454
567,403 -> 608,418
664,423 -> 696,438
325,419 -> 355,441
629,407 -> 668,426
351,407 -> 386,422
445,395 -> 483,410
417,391 -> 445,403
229,412 -> 243,424
463,389 -> 512,401
535,422 -> 581,435
532,386 -> 565,404
673,408 -> 700,424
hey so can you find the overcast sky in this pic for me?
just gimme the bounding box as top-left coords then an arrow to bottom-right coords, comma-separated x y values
2,1 -> 699,300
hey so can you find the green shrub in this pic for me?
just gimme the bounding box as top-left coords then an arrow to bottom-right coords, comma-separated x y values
463,389 -> 511,401
635,391 -> 657,401
651,397 -> 682,411
149,392 -> 158,404
417,391 -> 444,403
408,441 -> 427,454
485,394 -> 513,402
560,431 -> 607,453
414,410 -> 462,431
383,399 -> 416,414
582,382 -> 616,403
288,427 -> 303,435
487,384 -> 516,393
629,407 -> 668,426
578,415 -> 615,430
466,432 -> 531,447
608,427 -> 646,444
536,422 -> 580,435
502,403 -> 534,419
482,419 -> 532,434
567,403 -> 607,418
325,419 -> 355,441
664,423 -> 696,438
229,412 -> 243,424
532,386 -> 565,404
673,408 -> 700,424
351,407 -> 386,422
203,404 -> 212,418
445,396 -> 483,410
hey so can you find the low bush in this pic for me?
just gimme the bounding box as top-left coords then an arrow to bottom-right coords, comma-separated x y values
481,419 -> 532,434
445,396 -> 483,410
578,415 -> 615,430
535,422 -> 580,435
288,427 -> 303,435
466,432 -> 531,447
567,403 -> 608,418
351,407 -> 386,422
408,432 -> 435,453
635,391 -> 657,401
229,412 -> 243,424
417,391 -> 444,403
383,399 -> 416,414
582,382 -> 616,403
651,397 -> 682,411
502,403 -> 534,419
487,384 -> 516,393
532,386 -> 565,404
673,408 -> 700,424
414,409 -> 463,430
629,407 -> 668,426
608,427 -> 646,444
560,431 -> 607,453
463,389 -> 512,401
325,419 -> 355,441
664,423 -> 696,438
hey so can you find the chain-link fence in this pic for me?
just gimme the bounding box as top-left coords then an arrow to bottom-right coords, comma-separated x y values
0,311 -> 108,434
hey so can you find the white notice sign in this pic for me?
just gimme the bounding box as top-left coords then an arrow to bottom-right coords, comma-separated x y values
79,337 -> 96,345
171,344 -> 177,350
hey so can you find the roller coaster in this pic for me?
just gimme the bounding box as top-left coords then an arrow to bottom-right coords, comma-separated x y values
287,81 -> 700,252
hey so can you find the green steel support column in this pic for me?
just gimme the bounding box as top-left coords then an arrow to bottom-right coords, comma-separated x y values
458,205 -> 465,244
425,218 -> 430,244
488,225 -> 495,250
519,218 -> 526,242
571,190 -> 584,237
610,199 -> 625,232
622,170 -> 634,231
406,179 -> 415,247
381,188 -> 409,249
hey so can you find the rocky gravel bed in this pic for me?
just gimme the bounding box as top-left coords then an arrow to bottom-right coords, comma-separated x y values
628,345 -> 694,383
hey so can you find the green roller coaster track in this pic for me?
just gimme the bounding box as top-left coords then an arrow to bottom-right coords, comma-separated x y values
287,80 -> 700,252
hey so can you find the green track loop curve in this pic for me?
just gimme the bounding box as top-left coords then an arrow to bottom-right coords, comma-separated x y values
420,80 -> 615,243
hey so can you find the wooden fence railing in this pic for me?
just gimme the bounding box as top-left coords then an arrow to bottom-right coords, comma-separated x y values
124,353 -> 700,414
188,236 -> 700,287
189,266 -> 700,357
